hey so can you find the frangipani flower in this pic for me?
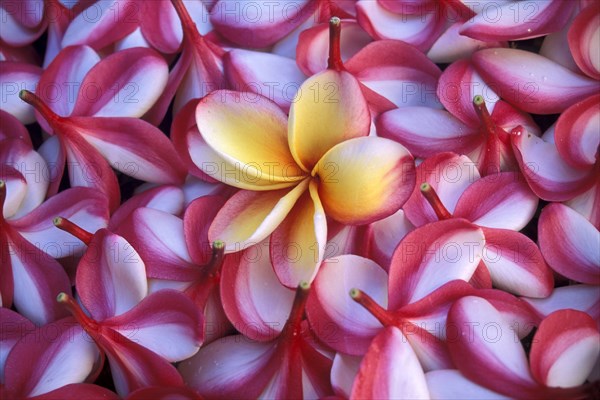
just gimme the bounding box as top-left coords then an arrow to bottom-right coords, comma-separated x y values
189,43 -> 415,287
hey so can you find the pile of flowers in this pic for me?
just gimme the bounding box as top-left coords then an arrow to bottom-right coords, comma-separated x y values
1,0 -> 599,398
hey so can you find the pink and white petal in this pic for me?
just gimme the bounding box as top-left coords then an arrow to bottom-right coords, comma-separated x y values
76,229 -> 147,321
0,308 -> 34,383
305,255 -> 387,355
37,135 -> 66,197
178,335 -> 277,398
491,99 -> 541,136
296,20 -> 373,76
4,322 -> 100,397
331,353 -> 362,399
426,370 -> 510,399
428,22 -> 506,64
114,27 -> 151,51
0,1 -> 46,46
554,94 -> 600,169
125,386 -> 202,400
377,107 -> 481,159
289,70 -> 370,172
568,3 -> 600,80
36,45 -> 100,120
32,384 -> 120,400
437,58 -> 499,127
5,230 -> 71,325
523,285 -> 600,326
472,48 -> 600,114
221,240 -> 295,341
540,25 -> 581,73
196,90 -> 305,185
356,0 -> 445,52
460,0 -> 575,41
453,172 -> 538,230
481,227 -> 554,297
315,137 -> 415,225
538,203 -> 600,284
402,153 -> 481,227
0,61 -> 42,124
345,39 -> 442,109
209,0 -> 316,48
208,180 -> 309,253
71,116 -> 186,184
565,180 -> 600,229
71,48 -> 168,118
183,194 -> 226,265
224,49 -> 306,113
117,207 -> 198,282
12,187 -> 108,258
366,208 -> 415,271
141,0 -> 186,54
388,219 -> 485,309
447,296 -> 539,396
0,108 -> 31,144
530,310 -> 600,388
108,185 -> 185,231
61,0 -> 139,50
106,290 -> 203,362
511,126 -> 596,201
94,329 -> 184,397
350,327 -> 430,399
270,181 -> 327,287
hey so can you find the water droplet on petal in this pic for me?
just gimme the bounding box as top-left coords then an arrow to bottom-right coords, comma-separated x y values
527,28 -> 532,33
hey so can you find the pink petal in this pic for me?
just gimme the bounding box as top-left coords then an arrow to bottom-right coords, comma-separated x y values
0,107 -> 32,146
388,219 -> 485,309
460,0 -> 575,41
71,116 -> 186,184
345,39 -> 442,109
472,48 -> 600,114
183,194 -> 227,265
565,181 -> 600,229
0,308 -> 34,383
0,61 -> 42,123
538,203 -> 600,284
402,153 -> 481,227
4,321 -> 100,398
37,135 -> 65,196
366,208 -> 415,271
296,20 -> 373,76
0,1 -> 46,46
453,172 -> 538,230
554,94 -> 600,169
331,353 -> 362,399
61,0 -> 139,49
356,0 -> 445,51
511,126 -> 596,201
36,45 -> 100,123
447,296 -> 539,396
221,241 -> 295,341
530,310 -> 600,388
71,48 -> 168,118
350,327 -> 430,399
32,384 -> 120,400
125,386 -> 201,400
4,229 -> 71,325
377,108 -> 481,159
568,3 -> 600,80
224,49 -> 306,113
523,285 -> 600,326
76,229 -> 148,321
209,0 -> 316,48
426,369 -> 510,399
481,227 -> 554,297
105,290 -> 203,362
12,187 -> 108,258
428,22 -> 506,63
305,255 -> 387,355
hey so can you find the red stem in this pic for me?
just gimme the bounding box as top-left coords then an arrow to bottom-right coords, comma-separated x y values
420,182 -> 453,220
57,292 -> 99,334
19,90 -> 62,124
53,216 -> 94,245
327,16 -> 344,71
282,282 -> 311,339
350,288 -> 395,326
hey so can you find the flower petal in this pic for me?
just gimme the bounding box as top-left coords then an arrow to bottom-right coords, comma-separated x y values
305,255 -> 387,355
208,179 -> 309,253
568,3 -> 600,80
388,219 -> 485,309
366,208 -> 415,271
350,327 -> 430,399
196,90 -> 304,186
428,22 -> 506,64
472,48 -> 600,114
315,137 -> 415,225
76,229 -> 148,321
538,203 -> 600,284
530,310 -> 600,388
270,181 -> 327,287
0,61 -> 42,124
523,284 -> 600,325
426,369 -> 510,399
0,308 -> 34,383
183,194 -> 227,265
289,70 -> 370,172
331,353 -> 362,399
453,172 -> 538,230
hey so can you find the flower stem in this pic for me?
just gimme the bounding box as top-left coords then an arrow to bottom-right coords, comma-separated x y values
327,16 -> 344,71
350,288 -> 394,326
53,216 -> 94,245
57,292 -> 99,334
19,90 -> 62,124
420,182 -> 453,220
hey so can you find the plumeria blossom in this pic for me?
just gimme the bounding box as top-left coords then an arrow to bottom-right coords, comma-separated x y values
187,33 -> 416,286
428,296 -> 600,399
402,152 -> 553,297
52,221 -> 203,397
